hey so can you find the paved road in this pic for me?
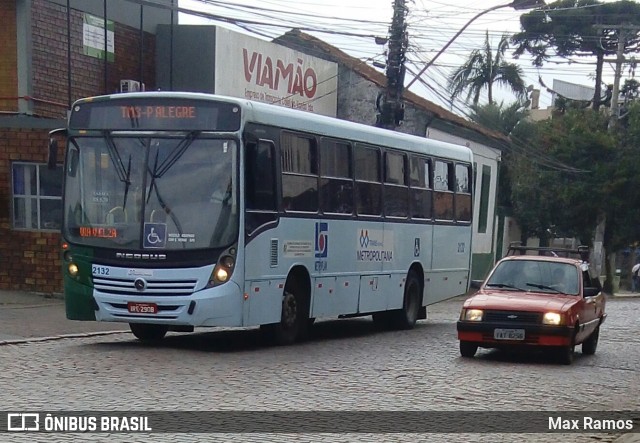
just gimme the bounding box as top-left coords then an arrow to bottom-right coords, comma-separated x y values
0,292 -> 638,442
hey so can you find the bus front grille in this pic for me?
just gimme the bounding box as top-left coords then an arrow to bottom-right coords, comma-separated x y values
93,276 -> 198,296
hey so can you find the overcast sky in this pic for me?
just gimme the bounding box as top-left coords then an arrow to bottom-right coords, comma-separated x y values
178,0 -> 632,117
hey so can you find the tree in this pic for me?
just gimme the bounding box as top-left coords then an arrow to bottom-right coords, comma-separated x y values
448,31 -> 527,105
468,100 -> 529,135
511,0 -> 640,110
612,102 -> 640,247
504,108 -> 617,246
467,101 -> 532,210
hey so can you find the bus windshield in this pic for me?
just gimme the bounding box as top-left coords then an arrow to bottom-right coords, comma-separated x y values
63,134 -> 238,250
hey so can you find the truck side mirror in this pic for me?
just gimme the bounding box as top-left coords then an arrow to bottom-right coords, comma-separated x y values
583,287 -> 600,297
47,138 -> 58,170
470,279 -> 483,289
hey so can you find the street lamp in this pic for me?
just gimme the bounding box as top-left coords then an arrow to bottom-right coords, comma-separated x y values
405,0 -> 545,90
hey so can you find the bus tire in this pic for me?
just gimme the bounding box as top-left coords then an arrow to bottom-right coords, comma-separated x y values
271,276 -> 309,345
129,323 -> 168,341
389,270 -> 422,330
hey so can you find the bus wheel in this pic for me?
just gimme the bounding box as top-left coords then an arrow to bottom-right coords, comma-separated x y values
129,323 -> 168,341
271,277 -> 309,345
390,270 -> 422,330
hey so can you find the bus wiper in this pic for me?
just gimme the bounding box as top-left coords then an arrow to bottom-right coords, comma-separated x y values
103,132 -> 131,198
153,131 -> 200,178
485,283 -> 525,291
145,141 -> 187,239
122,155 -> 132,209
146,149 -> 160,204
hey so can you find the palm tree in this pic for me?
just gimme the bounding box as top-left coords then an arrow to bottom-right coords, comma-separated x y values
448,31 -> 527,105
467,100 -> 529,135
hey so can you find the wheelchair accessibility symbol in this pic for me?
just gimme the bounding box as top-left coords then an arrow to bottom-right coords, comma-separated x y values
143,223 -> 167,248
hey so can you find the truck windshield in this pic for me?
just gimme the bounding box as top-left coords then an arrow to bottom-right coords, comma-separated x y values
63,134 -> 238,250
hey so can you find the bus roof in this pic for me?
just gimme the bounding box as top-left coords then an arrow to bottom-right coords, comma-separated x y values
71,91 -> 473,162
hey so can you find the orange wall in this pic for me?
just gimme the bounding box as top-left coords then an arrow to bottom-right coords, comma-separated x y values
0,0 -> 18,111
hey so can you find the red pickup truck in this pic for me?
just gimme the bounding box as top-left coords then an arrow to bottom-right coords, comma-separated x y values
457,244 -> 606,364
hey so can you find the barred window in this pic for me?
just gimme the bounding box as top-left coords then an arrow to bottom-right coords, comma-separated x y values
12,162 -> 63,230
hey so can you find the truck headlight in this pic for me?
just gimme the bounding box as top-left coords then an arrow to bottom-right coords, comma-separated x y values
543,312 -> 562,325
464,309 -> 483,321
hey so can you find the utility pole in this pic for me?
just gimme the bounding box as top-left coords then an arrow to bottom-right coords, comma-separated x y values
595,24 -> 639,130
592,24 -> 639,289
607,26 -> 636,131
376,0 -> 408,130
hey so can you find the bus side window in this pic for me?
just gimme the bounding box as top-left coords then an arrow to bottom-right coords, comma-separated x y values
245,141 -> 276,211
433,160 -> 454,220
281,132 -> 318,212
454,163 -> 472,222
409,155 -> 432,219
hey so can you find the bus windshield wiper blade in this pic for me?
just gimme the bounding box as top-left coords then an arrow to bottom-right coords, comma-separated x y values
153,131 -> 200,178
122,155 -> 132,209
103,132 -> 131,187
146,149 -> 160,204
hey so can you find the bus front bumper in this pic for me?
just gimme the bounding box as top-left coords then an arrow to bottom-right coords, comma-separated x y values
93,282 -> 243,327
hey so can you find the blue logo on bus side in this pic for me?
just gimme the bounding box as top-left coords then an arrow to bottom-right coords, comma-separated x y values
315,222 -> 328,258
359,230 -> 369,248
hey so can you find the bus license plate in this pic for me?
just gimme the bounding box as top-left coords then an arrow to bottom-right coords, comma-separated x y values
494,328 -> 525,340
127,302 -> 158,314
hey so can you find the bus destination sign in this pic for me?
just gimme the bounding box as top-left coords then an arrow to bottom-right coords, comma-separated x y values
120,105 -> 196,120
69,98 -> 241,131
80,226 -> 118,239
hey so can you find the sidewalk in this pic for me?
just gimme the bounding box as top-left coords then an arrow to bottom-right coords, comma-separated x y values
0,289 -> 127,342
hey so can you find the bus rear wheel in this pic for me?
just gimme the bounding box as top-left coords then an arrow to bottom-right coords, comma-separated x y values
129,323 -> 168,341
389,270 -> 422,330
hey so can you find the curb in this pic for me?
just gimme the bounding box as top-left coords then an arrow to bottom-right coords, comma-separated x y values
0,330 -> 129,346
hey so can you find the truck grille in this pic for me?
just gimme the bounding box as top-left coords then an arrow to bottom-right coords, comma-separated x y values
484,311 -> 541,324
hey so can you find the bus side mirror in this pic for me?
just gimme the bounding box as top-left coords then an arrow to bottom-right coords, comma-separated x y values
47,138 -> 58,170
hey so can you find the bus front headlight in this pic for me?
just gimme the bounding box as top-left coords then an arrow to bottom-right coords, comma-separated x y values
206,247 -> 237,288
68,263 -> 79,277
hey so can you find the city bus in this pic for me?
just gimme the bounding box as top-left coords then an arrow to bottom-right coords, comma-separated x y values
53,91 -> 473,344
